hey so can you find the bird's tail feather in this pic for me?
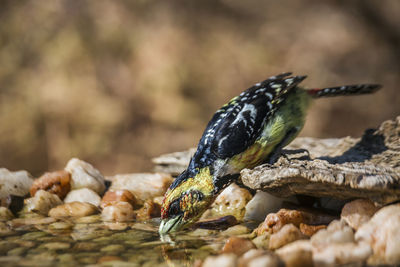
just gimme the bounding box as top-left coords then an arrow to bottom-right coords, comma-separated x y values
307,84 -> 381,98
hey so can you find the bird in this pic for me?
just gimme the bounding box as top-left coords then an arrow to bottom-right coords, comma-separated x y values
159,72 -> 381,234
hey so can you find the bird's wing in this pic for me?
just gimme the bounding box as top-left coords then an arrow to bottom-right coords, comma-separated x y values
210,75 -> 306,159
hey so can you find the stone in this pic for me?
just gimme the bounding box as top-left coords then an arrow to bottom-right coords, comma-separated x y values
65,158 -> 106,195
251,234 -> 270,250
311,220 -> 354,247
276,240 -> 313,267
30,170 -> 71,199
244,191 -> 295,222
203,183 -> 252,221
2,195 -> 25,215
0,241 -> 18,254
49,222 -> 73,230
247,255 -> 282,267
221,236 -> 256,256
202,253 -> 238,267
355,203 -> 400,265
9,217 -> 55,227
100,190 -> 137,209
152,196 -> 164,206
269,224 -> 305,250
100,244 -> 124,253
195,215 -> 238,230
98,256 -> 123,263
104,222 -> 129,231
188,228 -> 218,237
74,215 -> 101,224
7,247 -> 27,256
341,199 -> 379,230
0,168 -> 33,200
24,190 -> 62,216
64,188 -> 101,207
49,202 -> 98,217
43,242 -> 70,250
255,208 -> 336,235
239,249 -> 283,267
135,200 -> 161,221
151,148 -> 196,176
299,223 -> 326,237
221,225 -> 250,236
101,201 -> 135,222
312,242 -> 372,266
240,117 -> 400,205
0,207 -> 14,221
109,173 -> 173,202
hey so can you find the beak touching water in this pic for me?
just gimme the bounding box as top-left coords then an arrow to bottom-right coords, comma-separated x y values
159,215 -> 184,235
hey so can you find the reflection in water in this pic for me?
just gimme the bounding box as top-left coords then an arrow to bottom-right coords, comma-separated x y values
0,217 -> 225,266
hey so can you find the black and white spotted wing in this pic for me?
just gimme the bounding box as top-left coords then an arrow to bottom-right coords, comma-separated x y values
205,74 -> 306,160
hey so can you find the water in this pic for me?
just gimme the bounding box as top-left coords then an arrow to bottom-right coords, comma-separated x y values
0,216 -> 227,266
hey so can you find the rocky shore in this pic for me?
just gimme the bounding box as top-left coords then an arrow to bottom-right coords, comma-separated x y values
0,116 -> 399,266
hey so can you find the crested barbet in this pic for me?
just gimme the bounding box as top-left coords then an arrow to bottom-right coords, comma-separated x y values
159,72 -> 381,234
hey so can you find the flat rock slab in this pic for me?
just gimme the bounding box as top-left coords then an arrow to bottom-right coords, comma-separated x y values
152,148 -> 196,176
240,116 -> 400,205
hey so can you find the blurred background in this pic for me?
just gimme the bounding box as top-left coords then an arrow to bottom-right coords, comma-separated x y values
0,0 -> 399,176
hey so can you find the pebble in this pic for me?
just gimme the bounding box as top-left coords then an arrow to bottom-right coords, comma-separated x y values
74,215 -> 101,224
202,254 -> 238,267
255,208 -> 336,235
97,256 -> 123,263
21,231 -> 48,240
136,200 -> 160,221
104,222 -> 129,231
355,203 -> 400,265
49,202 -> 98,218
312,241 -> 372,266
244,191 -> 295,222
269,224 -> 305,250
195,215 -> 238,230
109,172 -> 173,202
0,207 -> 14,221
49,221 -> 73,230
152,196 -> 164,206
0,241 -> 18,254
65,158 -> 106,195
100,244 -> 125,253
247,254 -> 282,267
221,236 -> 256,256
64,188 -> 101,207
7,247 -> 27,256
239,249 -> 282,267
205,183 -> 252,221
101,201 -> 135,222
30,170 -> 71,199
43,242 -> 71,250
311,220 -> 354,247
189,228 -> 218,237
221,225 -> 250,236
238,249 -> 266,265
9,217 -> 56,228
0,168 -> 33,200
24,190 -> 63,215
276,240 -> 313,267
341,199 -> 379,230
251,233 -> 270,249
73,242 -> 100,251
299,223 -> 326,237
101,190 -> 137,209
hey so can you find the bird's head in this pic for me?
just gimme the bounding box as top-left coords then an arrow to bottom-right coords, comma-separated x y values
159,167 -> 216,234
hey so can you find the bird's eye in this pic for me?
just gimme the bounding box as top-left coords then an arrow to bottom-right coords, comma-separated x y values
168,199 -> 181,217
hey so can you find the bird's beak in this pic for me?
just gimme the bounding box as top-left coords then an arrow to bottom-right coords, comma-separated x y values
159,215 -> 184,235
